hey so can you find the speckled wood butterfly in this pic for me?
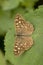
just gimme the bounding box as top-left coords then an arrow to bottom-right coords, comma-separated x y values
14,14 -> 34,56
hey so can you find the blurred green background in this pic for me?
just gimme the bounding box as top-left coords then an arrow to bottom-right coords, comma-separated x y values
0,0 -> 43,65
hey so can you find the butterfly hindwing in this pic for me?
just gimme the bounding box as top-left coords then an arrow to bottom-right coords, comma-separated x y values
14,36 -> 25,56
14,36 -> 33,56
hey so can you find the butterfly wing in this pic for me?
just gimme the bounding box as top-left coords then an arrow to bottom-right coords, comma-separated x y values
14,14 -> 34,35
14,36 -> 33,56
22,36 -> 33,50
14,14 -> 34,56
14,36 -> 25,56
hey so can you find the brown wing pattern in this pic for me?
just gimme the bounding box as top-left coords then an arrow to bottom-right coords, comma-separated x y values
14,36 -> 33,56
14,14 -> 34,56
15,14 -> 34,35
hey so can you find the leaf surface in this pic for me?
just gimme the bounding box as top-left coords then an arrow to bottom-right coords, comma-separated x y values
4,6 -> 43,65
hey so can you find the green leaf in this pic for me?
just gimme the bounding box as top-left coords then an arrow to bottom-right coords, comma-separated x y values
1,0 -> 22,10
0,10 -> 14,35
6,60 -> 13,65
34,5 -> 43,17
4,6 -> 43,65
0,0 -> 3,6
0,50 -> 6,65
21,0 -> 38,9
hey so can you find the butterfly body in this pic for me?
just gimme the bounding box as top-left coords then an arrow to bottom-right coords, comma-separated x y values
14,14 -> 34,56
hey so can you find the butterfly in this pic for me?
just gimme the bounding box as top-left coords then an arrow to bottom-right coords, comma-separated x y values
14,14 -> 34,56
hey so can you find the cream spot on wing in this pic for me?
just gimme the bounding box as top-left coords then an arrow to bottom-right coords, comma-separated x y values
16,23 -> 18,25
18,51 -> 20,54
25,26 -> 27,29
15,19 -> 18,22
20,44 -> 23,46
16,25 -> 19,28
14,49 -> 17,51
18,47 -> 20,50
21,25 -> 24,28
19,17 -> 21,20
15,46 -> 18,48
19,21 -> 21,24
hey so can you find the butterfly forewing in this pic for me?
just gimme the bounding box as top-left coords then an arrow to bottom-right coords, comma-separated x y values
15,14 -> 34,35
